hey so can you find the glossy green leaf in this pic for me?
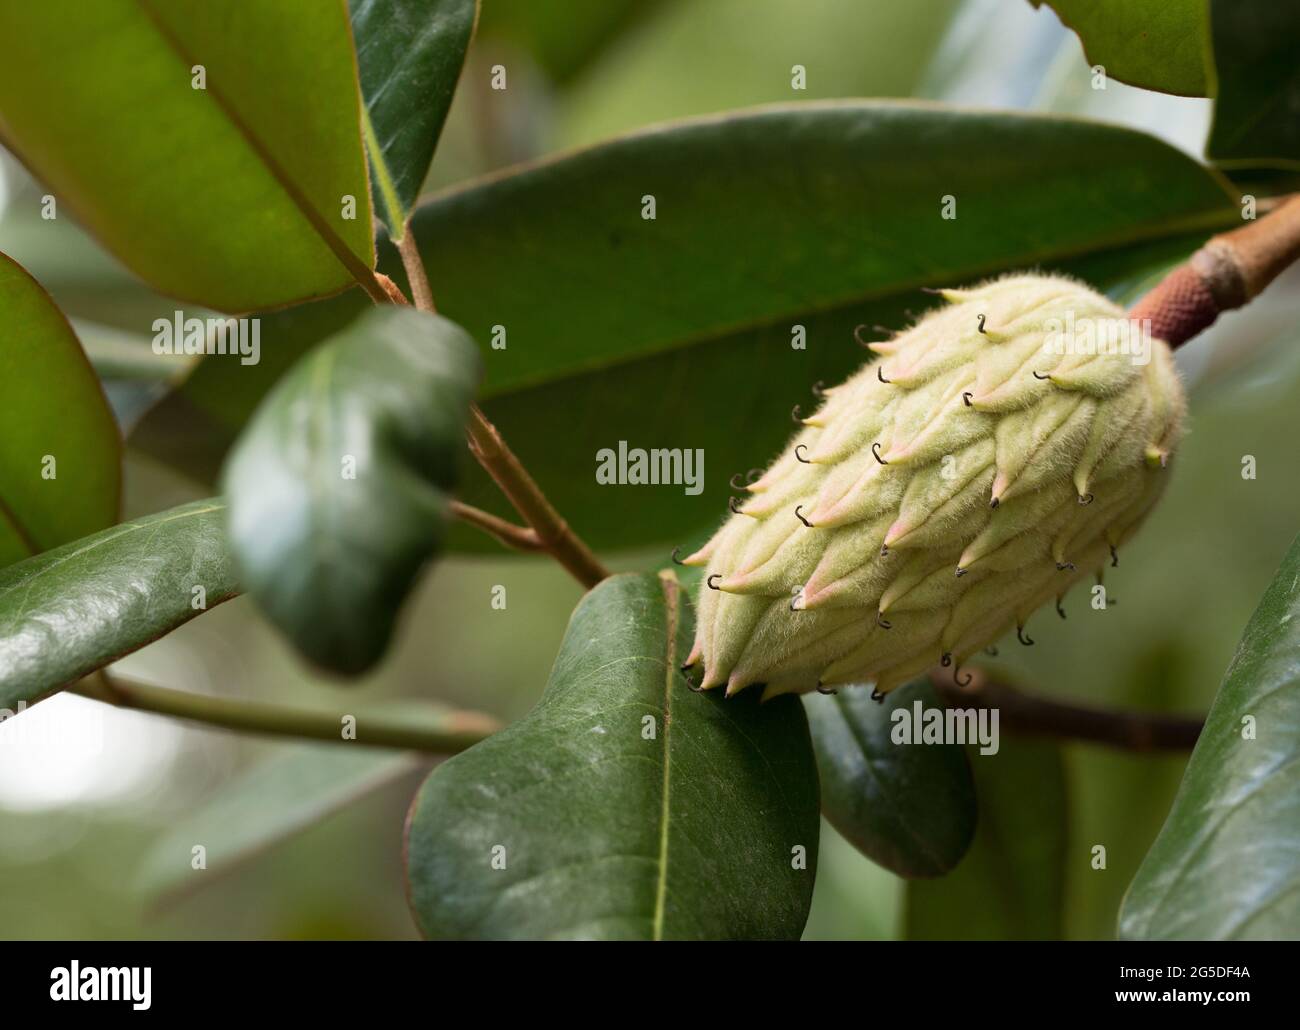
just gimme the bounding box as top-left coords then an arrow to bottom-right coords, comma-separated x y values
0,251 -> 120,568
350,0 -> 477,238
222,307 -> 480,676
0,0 -> 374,312
1030,1 -> 1209,97
130,103 -> 1237,551
141,743 -> 425,904
1120,533 -> 1300,939
906,737 -> 1068,940
478,0 -> 668,84
805,679 -> 976,878
0,166 -> 181,331
410,104 -> 1235,402
1206,0 -> 1300,168
0,499 -> 236,710
0,158 -> 200,424
405,572 -> 820,940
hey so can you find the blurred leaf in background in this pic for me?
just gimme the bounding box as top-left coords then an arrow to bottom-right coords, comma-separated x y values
803,819 -> 903,940
906,737 -> 1069,940
1121,534 -> 1300,940
478,0 -> 670,86
141,744 -> 426,907
552,0 -> 960,148
221,309 -> 480,675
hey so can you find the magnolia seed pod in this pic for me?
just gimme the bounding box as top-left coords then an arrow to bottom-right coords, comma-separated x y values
685,274 -> 1185,701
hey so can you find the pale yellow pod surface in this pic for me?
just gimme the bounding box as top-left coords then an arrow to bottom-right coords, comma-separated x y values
691,274 -> 1185,698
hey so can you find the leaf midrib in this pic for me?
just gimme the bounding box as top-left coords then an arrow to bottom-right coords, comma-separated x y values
651,573 -> 680,940
133,0 -> 375,292
360,103 -> 407,239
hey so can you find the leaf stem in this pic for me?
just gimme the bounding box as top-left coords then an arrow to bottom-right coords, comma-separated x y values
74,670 -> 500,755
465,405 -> 610,587
396,230 -> 437,313
375,272 -> 412,305
929,668 -> 1203,751
390,222 -> 610,588
1131,192 -> 1300,348
450,500 -> 544,552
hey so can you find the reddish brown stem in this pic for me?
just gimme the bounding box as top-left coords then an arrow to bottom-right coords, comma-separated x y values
466,406 -> 610,588
450,500 -> 544,552
1130,193 -> 1300,348
396,232 -> 436,313
929,668 -> 1203,752
376,221 -> 609,590
375,272 -> 411,305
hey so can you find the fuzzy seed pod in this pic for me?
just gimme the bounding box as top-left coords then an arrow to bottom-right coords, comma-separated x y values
685,274 -> 1185,701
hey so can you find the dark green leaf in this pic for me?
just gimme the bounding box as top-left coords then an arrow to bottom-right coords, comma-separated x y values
0,499 -> 236,709
906,736 -> 1068,940
221,307 -> 480,675
130,104 -> 1237,551
404,572 -> 820,940
1120,533 -> 1300,940
407,104 -> 1236,553
1030,0 -> 1209,97
350,0 -> 477,237
1206,0 -> 1300,167
0,1 -> 374,311
805,679 -> 976,878
140,743 -> 425,904
0,251 -> 120,568
411,104 -> 1233,404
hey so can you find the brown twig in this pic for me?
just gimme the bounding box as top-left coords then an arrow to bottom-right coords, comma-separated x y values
375,271 -> 411,305
465,406 -> 610,587
1130,193 -> 1300,347
929,667 -> 1204,752
385,219 -> 610,588
396,232 -> 436,313
450,500 -> 544,552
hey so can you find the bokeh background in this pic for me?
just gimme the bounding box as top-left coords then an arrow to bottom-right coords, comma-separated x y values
1,0 -> 1296,940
